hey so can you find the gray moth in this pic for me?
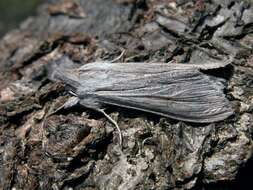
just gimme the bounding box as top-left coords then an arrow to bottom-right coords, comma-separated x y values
48,57 -> 234,124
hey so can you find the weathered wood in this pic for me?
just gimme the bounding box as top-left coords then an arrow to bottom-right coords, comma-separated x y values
0,0 -> 253,189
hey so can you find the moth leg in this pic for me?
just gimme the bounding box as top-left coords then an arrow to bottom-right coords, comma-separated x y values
97,109 -> 123,148
69,90 -> 78,97
42,94 -> 80,149
79,98 -> 123,148
45,91 -> 79,117
110,49 -> 125,63
49,96 -> 80,116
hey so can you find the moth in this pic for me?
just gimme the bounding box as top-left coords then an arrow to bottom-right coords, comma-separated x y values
48,57 -> 234,146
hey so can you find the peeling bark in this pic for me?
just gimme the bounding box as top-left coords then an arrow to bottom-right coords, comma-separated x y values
0,0 -> 253,189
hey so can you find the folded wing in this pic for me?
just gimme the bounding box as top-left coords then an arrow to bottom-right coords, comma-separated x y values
76,62 -> 233,123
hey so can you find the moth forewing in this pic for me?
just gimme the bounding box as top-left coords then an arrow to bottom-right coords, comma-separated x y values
74,62 -> 234,123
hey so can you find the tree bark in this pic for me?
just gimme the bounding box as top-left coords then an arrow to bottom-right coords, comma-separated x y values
0,0 -> 253,189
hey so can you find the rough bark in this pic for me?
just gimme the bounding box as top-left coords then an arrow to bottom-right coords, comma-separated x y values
0,0 -> 253,190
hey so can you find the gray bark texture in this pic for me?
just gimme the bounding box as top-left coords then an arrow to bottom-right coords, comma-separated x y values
0,0 -> 253,189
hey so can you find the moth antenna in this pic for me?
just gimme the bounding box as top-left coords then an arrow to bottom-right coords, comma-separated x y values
97,109 -> 123,148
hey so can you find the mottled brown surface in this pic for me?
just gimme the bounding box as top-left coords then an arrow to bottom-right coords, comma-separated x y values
0,0 -> 253,190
